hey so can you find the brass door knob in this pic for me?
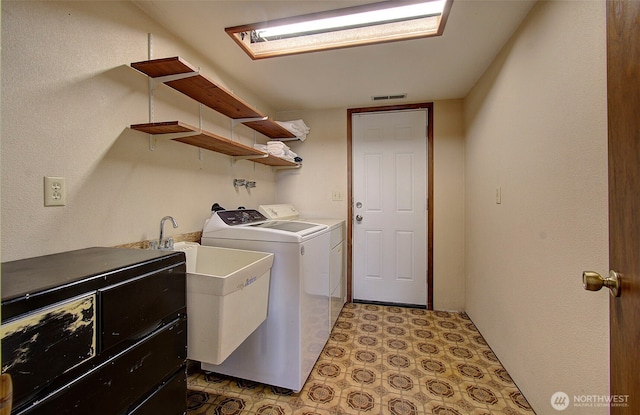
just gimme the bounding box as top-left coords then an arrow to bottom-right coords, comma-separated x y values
582,270 -> 621,297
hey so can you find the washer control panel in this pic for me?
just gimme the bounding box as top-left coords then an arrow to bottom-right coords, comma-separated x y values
217,209 -> 268,226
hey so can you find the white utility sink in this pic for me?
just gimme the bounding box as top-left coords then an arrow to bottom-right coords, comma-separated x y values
173,242 -> 274,365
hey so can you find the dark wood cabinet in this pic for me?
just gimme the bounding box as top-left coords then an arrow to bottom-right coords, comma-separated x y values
100,265 -> 186,353
1,247 -> 187,415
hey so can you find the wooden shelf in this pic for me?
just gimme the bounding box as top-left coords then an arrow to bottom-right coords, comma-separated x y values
129,56 -> 301,168
131,57 -> 296,140
130,121 -> 299,167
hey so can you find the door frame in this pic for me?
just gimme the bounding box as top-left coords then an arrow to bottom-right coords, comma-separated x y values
607,0 -> 640,410
347,102 -> 434,309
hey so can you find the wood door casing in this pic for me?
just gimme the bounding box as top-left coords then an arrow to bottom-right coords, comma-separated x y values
607,1 -> 640,412
347,103 -> 434,309
351,110 -> 428,305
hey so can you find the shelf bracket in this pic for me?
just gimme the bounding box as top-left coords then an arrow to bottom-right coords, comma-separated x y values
147,130 -> 200,151
230,116 -> 268,140
150,71 -> 199,90
231,116 -> 269,128
151,131 -> 201,141
232,153 -> 269,164
272,164 -> 302,172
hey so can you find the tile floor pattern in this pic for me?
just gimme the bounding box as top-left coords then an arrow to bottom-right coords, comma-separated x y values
187,303 -> 535,415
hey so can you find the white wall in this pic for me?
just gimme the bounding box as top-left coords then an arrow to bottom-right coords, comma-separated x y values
2,1 -> 465,309
275,108 -> 348,220
1,1 -> 280,261
4,1 -> 609,412
433,100 -> 465,311
464,1 -> 609,413
277,102 -> 465,311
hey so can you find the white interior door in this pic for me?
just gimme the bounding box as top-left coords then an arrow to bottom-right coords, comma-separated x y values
352,109 -> 428,305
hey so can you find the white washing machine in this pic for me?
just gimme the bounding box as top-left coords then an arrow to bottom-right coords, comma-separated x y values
200,208 -> 330,392
259,204 -> 347,328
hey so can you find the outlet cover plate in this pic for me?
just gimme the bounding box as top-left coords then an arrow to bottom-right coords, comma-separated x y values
44,176 -> 66,206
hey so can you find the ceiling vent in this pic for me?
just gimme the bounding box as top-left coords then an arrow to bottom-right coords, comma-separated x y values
372,93 -> 408,101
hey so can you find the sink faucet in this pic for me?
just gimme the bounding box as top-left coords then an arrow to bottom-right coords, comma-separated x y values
153,216 -> 178,250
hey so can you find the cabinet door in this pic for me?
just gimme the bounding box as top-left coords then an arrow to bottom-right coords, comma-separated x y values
19,315 -> 186,415
330,241 -> 345,327
1,294 -> 96,409
128,368 -> 186,415
100,265 -> 185,352
330,241 -> 344,293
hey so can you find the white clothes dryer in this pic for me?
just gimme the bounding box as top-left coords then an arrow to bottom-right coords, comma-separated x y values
258,204 -> 347,328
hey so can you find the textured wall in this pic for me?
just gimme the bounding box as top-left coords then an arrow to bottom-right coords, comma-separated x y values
464,1 -> 609,413
1,1 -> 280,261
276,101 -> 466,311
432,100 -> 465,311
275,108 -> 349,221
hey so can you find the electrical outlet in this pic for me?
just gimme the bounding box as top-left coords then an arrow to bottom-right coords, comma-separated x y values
332,190 -> 344,201
496,186 -> 501,204
44,176 -> 66,206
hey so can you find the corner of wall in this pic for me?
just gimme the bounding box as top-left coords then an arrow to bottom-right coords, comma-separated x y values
432,99 -> 465,311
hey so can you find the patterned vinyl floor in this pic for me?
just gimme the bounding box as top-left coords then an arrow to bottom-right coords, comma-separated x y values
187,303 -> 536,415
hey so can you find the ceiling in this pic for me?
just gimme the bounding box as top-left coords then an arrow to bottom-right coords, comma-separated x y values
132,0 -> 536,111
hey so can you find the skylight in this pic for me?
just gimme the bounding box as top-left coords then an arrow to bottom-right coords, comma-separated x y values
226,0 -> 453,60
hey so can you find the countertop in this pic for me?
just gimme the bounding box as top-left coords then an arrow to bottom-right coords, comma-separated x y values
1,247 -> 185,321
